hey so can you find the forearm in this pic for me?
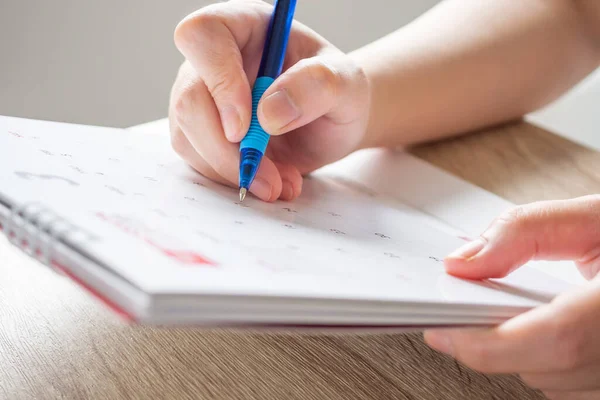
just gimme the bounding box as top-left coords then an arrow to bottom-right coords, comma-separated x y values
351,0 -> 600,149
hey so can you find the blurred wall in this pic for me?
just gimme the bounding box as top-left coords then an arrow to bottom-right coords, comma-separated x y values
2,0 -> 599,152
0,1 -> 439,128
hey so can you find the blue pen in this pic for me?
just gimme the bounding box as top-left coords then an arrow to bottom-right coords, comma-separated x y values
238,0 -> 297,201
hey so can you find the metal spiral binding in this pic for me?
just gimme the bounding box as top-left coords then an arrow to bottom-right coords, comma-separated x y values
5,202 -> 74,272
43,213 -> 74,269
6,203 -> 23,246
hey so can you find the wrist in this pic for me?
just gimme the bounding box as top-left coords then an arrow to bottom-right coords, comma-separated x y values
347,49 -> 379,151
347,43 -> 403,151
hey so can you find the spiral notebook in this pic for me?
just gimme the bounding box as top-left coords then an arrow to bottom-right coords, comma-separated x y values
0,115 -> 577,329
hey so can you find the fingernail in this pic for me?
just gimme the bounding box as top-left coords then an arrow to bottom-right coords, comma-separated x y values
447,238 -> 486,260
250,178 -> 272,200
424,331 -> 454,356
259,90 -> 300,131
220,105 -> 242,141
281,180 -> 294,200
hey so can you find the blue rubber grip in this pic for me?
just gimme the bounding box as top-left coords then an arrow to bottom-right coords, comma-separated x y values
240,76 -> 275,153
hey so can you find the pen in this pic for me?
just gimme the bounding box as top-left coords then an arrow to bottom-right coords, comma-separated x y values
238,0 -> 297,201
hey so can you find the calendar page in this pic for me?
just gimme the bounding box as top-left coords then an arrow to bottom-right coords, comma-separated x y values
0,116 -> 575,312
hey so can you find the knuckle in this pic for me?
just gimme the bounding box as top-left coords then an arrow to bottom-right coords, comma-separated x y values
352,63 -> 369,96
169,128 -> 188,157
494,205 -> 529,232
206,68 -> 236,100
492,204 -> 544,238
173,80 -> 203,126
175,6 -> 224,49
173,84 -> 193,124
306,59 -> 342,99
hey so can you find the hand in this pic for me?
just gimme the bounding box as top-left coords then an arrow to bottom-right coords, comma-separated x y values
168,0 -> 370,202
424,195 -> 600,399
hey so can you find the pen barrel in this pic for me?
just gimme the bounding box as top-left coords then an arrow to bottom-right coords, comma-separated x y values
257,0 -> 296,78
240,76 -> 275,154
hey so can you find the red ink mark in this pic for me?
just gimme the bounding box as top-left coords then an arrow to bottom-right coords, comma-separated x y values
145,239 -> 213,265
96,212 -> 214,267
458,236 -> 471,242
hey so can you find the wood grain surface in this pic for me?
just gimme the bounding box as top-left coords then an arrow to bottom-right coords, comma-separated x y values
3,120 -> 600,400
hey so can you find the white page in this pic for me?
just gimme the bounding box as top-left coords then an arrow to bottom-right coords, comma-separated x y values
0,116 -> 575,312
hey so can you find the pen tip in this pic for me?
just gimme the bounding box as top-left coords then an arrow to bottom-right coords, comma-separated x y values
239,187 -> 247,202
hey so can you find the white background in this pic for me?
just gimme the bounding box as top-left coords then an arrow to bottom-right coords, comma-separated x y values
1,1 -> 598,149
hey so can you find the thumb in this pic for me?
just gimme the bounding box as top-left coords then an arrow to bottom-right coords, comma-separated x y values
445,195 -> 600,280
257,52 -> 369,135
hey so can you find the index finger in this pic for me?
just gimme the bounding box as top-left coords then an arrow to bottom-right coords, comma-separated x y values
174,2 -> 269,141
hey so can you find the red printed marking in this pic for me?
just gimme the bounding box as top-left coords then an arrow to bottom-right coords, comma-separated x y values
96,212 -> 215,266
144,238 -> 214,266
458,236 -> 471,242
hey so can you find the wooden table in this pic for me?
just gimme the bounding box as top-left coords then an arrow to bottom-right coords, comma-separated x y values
2,119 -> 600,400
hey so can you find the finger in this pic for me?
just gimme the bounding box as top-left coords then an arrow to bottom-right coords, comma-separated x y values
521,365 -> 600,392
576,251 -> 600,281
424,279 -> 600,374
444,195 -> 600,280
257,53 -> 369,136
543,390 -> 600,400
174,2 -> 262,142
169,123 -> 230,187
272,161 -> 302,201
173,76 -> 282,202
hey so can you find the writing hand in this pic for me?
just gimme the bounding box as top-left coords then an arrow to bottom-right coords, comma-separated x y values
168,0 -> 370,202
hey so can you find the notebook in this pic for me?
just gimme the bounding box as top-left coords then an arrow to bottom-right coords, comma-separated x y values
0,115 -> 578,330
